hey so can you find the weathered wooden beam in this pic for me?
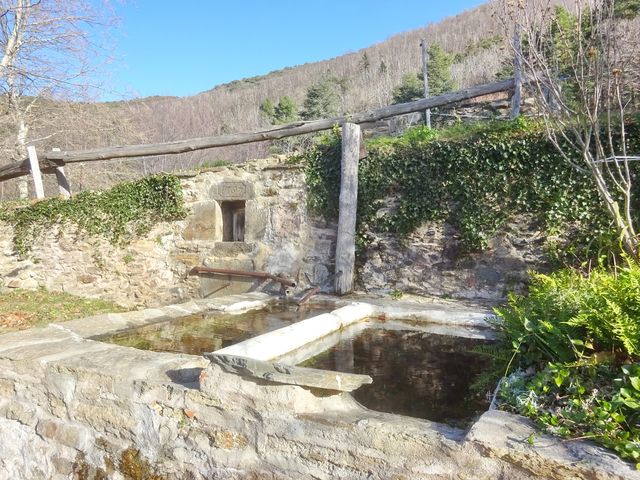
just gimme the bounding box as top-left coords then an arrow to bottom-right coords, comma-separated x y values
205,353 -> 372,392
335,122 -> 359,295
45,77 -> 516,164
0,77 -> 517,183
511,24 -> 523,119
0,157 -> 59,182
0,159 -> 30,181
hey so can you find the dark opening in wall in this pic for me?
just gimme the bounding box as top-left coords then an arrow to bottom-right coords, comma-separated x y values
221,200 -> 245,241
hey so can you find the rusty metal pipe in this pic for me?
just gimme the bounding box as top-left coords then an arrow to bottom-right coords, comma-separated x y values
190,266 -> 296,287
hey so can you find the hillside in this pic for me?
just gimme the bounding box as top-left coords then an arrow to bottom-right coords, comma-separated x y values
2,1 -> 518,198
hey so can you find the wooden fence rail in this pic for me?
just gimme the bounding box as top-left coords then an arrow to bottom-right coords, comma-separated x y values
0,77 -> 516,184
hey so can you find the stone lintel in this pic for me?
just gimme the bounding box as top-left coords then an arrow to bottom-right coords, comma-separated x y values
213,181 -> 255,201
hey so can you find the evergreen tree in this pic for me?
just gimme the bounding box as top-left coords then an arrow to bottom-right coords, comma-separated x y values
360,52 -> 370,72
391,43 -> 455,104
391,73 -> 424,104
614,0 -> 640,18
259,99 -> 275,123
427,44 -> 455,96
274,96 -> 298,124
302,77 -> 344,120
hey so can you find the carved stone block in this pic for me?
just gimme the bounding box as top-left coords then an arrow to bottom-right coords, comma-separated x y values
213,181 -> 254,200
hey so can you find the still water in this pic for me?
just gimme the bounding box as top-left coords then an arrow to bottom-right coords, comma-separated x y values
101,302 -> 334,356
301,328 -> 493,426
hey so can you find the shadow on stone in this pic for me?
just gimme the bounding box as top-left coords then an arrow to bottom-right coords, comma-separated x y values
166,367 -> 203,389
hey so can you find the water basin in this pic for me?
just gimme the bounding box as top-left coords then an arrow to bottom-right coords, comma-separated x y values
299,326 -> 493,426
100,301 -> 334,356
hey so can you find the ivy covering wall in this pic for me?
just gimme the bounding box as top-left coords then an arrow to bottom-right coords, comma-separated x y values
302,119 -> 640,264
0,174 -> 186,255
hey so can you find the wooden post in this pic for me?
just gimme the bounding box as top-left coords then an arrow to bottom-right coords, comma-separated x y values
510,24 -> 523,119
335,122 -> 360,295
421,38 -> 431,128
51,148 -> 71,198
26,146 -> 44,199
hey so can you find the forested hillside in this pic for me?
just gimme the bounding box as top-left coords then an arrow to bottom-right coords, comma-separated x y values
0,1 -> 567,197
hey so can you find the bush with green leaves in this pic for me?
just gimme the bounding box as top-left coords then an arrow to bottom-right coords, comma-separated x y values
494,263 -> 640,365
500,362 -> 640,467
0,173 -> 186,255
495,263 -> 640,367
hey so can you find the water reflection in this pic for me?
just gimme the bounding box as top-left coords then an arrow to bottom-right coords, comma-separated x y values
102,302 -> 333,356
302,329 -> 492,426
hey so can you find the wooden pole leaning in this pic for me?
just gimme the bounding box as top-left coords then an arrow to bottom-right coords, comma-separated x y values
51,148 -> 71,198
511,24 -> 523,119
334,122 -> 360,295
26,146 -> 45,199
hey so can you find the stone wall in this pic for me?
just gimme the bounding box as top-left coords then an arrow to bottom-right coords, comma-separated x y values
357,215 -> 548,302
0,159 -> 337,308
0,156 -> 550,306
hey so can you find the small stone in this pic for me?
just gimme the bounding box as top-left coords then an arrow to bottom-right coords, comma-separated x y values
78,274 -> 97,284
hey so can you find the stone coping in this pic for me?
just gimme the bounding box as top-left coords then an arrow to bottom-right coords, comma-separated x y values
72,292 -> 274,339
467,410 -> 640,479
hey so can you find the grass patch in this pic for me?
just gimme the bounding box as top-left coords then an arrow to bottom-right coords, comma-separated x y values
0,289 -> 126,334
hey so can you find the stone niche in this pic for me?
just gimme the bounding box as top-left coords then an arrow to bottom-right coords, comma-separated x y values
183,180 -> 261,243
211,180 -> 262,243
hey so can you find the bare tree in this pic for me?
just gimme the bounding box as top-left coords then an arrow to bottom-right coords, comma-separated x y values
498,0 -> 640,259
0,0 -> 117,198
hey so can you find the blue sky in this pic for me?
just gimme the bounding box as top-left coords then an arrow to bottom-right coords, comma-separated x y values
104,0 -> 486,100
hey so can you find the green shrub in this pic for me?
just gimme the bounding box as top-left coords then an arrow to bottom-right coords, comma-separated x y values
493,262 -> 640,467
495,262 -> 640,367
500,362 -> 640,467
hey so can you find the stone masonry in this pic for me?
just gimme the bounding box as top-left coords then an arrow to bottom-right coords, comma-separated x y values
0,157 -> 550,307
0,295 -> 636,479
0,159 -> 337,308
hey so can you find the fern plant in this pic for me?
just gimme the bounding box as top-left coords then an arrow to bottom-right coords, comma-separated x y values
495,260 -> 640,368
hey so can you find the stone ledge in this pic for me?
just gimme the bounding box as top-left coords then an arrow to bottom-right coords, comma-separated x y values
465,409 -> 640,480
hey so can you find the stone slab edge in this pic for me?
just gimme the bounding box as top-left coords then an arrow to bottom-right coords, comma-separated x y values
466,409 -> 640,480
206,352 -> 372,392
54,292 -> 275,339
